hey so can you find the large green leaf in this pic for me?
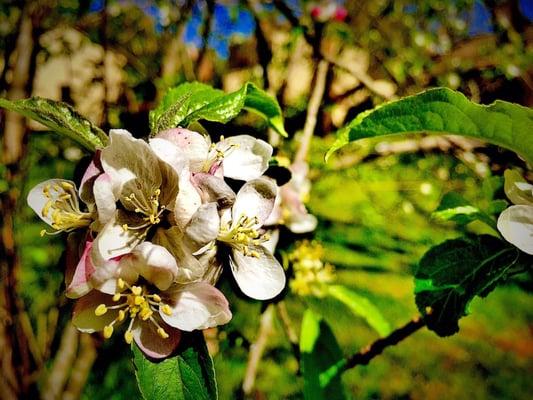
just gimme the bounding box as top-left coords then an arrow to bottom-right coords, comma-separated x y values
327,285 -> 391,337
432,192 -> 497,230
414,235 -> 531,337
300,310 -> 346,400
326,88 -> 533,165
132,332 -> 217,400
149,81 -> 287,137
0,97 -> 107,151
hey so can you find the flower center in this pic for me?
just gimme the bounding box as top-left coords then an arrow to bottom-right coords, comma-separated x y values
40,182 -> 93,236
202,136 -> 239,173
121,188 -> 166,235
94,279 -> 173,343
217,214 -> 269,257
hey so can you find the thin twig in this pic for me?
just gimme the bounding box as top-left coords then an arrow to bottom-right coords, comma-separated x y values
276,301 -> 300,360
242,305 -> 274,396
42,323 -> 79,400
294,59 -> 329,164
196,0 -> 215,78
344,315 -> 425,370
62,334 -> 97,400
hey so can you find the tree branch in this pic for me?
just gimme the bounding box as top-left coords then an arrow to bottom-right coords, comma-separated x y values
242,305 -> 274,396
294,59 -> 329,164
344,315 -> 425,370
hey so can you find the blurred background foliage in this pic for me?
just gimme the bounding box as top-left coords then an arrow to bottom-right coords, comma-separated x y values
1,0 -> 532,399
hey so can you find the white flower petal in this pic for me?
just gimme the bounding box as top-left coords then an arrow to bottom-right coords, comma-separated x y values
128,242 -> 179,291
101,129 -> 162,205
133,319 -> 181,359
261,229 -> 279,254
497,205 -> 533,255
174,168 -> 202,228
89,256 -> 139,295
155,128 -> 210,172
93,173 -> 116,224
160,283 -> 232,331
92,212 -> 143,260
27,179 -> 79,226
152,227 -> 207,283
192,173 -> 236,209
230,245 -> 286,300
232,178 -> 277,226
186,203 -> 220,249
149,137 -> 187,175
219,135 -> 272,181
287,212 -> 318,234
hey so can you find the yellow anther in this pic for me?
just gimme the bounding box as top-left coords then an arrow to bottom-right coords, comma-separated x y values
124,330 -> 134,344
95,304 -> 108,316
139,308 -> 153,321
161,304 -> 173,316
103,325 -> 114,339
122,224 -> 129,232
61,182 -> 74,190
152,294 -> 162,303
134,296 -> 144,306
40,229 -> 47,237
113,293 -> 121,302
118,310 -> 126,321
42,200 -> 53,218
157,327 -> 169,339
131,286 -> 142,296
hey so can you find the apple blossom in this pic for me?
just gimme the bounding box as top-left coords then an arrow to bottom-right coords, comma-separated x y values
497,169 -> 533,255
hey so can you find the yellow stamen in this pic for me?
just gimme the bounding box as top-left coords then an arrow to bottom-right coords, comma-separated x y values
95,304 -> 108,316
131,286 -> 142,296
157,327 -> 169,339
161,304 -> 173,316
118,310 -> 126,321
103,325 -> 114,339
152,294 -> 162,302
118,278 -> 125,290
124,330 -> 134,344
113,293 -> 121,302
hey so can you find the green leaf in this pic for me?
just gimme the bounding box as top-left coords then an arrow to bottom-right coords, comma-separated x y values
327,285 -> 391,337
0,97 -> 107,151
414,235 -> 531,337
300,309 -> 346,400
326,88 -> 533,165
149,81 -> 287,137
432,192 -> 496,229
132,331 -> 217,400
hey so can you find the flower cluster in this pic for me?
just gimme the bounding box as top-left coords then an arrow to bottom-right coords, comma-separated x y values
288,240 -> 335,297
497,169 -> 533,255
28,128 -> 287,358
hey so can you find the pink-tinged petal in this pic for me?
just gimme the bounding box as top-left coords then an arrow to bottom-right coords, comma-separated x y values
149,137 -> 188,175
219,135 -> 272,181
186,203 -> 220,249
132,319 -> 181,359
287,213 -> 318,234
155,128 -> 210,172
79,150 -> 103,204
127,242 -> 179,291
232,178 -> 277,226
93,173 -> 116,224
27,179 -> 79,226
230,245 -> 286,300
66,238 -> 96,299
161,283 -> 232,331
497,205 -> 533,255
72,291 -> 117,333
192,173 -> 236,209
174,168 -> 202,228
